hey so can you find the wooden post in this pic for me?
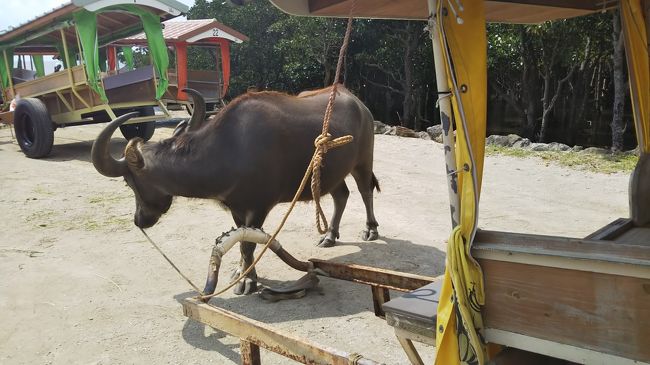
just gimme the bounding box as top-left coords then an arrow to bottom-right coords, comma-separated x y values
371,285 -> 390,318
240,340 -> 261,365
107,46 -> 117,72
175,42 -> 188,101
219,39 -> 231,98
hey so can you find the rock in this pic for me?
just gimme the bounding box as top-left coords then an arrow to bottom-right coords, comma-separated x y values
624,146 -> 640,156
486,135 -> 509,147
528,143 -> 550,151
571,145 -> 584,152
486,134 -> 523,147
374,121 -> 390,134
547,142 -> 571,152
383,126 -> 397,135
426,125 -> 443,140
417,131 -> 432,140
580,147 -> 609,155
394,126 -> 419,138
512,138 -> 531,149
505,134 -> 524,147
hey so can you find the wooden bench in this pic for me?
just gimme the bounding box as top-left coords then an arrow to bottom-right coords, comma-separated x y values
382,280 -> 441,365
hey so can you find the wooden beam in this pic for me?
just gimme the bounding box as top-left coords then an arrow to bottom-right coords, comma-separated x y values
488,0 -> 615,10
480,259 -> 650,362
309,259 -> 435,292
584,218 -> 634,240
486,329 -> 649,365
474,230 -> 650,266
240,340 -> 261,365
370,286 -> 390,318
182,298 -> 382,365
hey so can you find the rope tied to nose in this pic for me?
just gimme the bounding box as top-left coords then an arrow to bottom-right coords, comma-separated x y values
311,5 -> 356,234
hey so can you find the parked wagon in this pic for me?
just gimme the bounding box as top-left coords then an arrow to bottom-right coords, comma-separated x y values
111,19 -> 248,116
0,0 -> 189,158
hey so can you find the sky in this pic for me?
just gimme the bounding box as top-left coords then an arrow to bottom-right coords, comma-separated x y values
0,0 -> 196,32
1,0 -> 196,73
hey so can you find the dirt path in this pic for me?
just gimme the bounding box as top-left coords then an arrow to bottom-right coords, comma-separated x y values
0,122 -> 628,364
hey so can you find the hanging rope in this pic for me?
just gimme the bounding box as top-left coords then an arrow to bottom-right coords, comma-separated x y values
311,7 -> 357,234
140,227 -> 204,294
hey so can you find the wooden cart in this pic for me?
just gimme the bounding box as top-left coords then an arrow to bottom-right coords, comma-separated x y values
111,19 -> 248,116
0,0 -> 189,158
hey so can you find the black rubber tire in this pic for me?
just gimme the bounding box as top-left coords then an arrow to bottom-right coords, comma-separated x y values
13,98 -> 54,158
119,107 -> 156,141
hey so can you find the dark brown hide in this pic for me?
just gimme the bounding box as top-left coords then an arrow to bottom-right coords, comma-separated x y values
93,86 -> 379,295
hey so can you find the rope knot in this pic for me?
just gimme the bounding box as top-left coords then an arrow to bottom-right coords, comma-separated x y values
315,133 -> 333,152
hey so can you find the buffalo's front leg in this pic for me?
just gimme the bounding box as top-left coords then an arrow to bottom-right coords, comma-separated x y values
231,210 -> 268,295
232,241 -> 258,295
318,181 -> 349,247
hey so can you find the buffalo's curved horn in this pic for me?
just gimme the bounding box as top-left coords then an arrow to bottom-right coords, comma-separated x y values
91,112 -> 140,177
182,88 -> 206,131
172,120 -> 188,137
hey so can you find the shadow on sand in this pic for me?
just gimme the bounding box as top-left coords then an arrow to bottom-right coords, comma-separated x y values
174,235 -> 445,355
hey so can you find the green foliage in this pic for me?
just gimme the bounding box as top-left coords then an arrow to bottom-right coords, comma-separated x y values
487,12 -> 629,147
184,1 -> 630,147
187,1 -> 438,126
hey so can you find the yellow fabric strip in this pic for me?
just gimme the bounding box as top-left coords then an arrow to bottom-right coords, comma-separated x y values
434,0 -> 488,364
621,0 -> 650,153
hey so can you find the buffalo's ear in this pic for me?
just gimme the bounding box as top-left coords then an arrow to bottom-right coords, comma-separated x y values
125,138 -> 145,170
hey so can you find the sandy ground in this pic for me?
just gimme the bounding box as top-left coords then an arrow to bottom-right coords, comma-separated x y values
0,120 -> 629,365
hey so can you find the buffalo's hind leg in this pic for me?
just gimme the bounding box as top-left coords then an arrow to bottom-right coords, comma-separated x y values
231,211 -> 268,295
352,167 -> 379,241
318,181 -> 349,247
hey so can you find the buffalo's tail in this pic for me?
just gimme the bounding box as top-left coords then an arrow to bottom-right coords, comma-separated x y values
372,173 -> 381,193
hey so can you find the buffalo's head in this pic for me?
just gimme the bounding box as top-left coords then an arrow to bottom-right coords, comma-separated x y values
91,89 -> 206,228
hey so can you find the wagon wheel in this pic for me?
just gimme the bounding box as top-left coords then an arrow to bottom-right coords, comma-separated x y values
119,107 -> 156,141
13,98 -> 54,158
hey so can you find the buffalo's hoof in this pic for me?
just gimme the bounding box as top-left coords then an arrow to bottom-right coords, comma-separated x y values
362,228 -> 379,241
233,277 -> 258,295
317,236 -> 336,248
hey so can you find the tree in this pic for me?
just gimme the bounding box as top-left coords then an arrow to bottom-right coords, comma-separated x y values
356,21 -> 430,129
269,17 -> 348,88
487,14 -> 619,144
611,9 -> 627,151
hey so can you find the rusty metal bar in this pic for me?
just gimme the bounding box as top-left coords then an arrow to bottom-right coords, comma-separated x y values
371,286 -> 390,318
240,339 -> 261,365
182,298 -> 382,365
273,246 -> 313,272
309,259 -> 435,292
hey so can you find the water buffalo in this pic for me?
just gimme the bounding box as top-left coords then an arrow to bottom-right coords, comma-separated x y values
91,87 -> 380,295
